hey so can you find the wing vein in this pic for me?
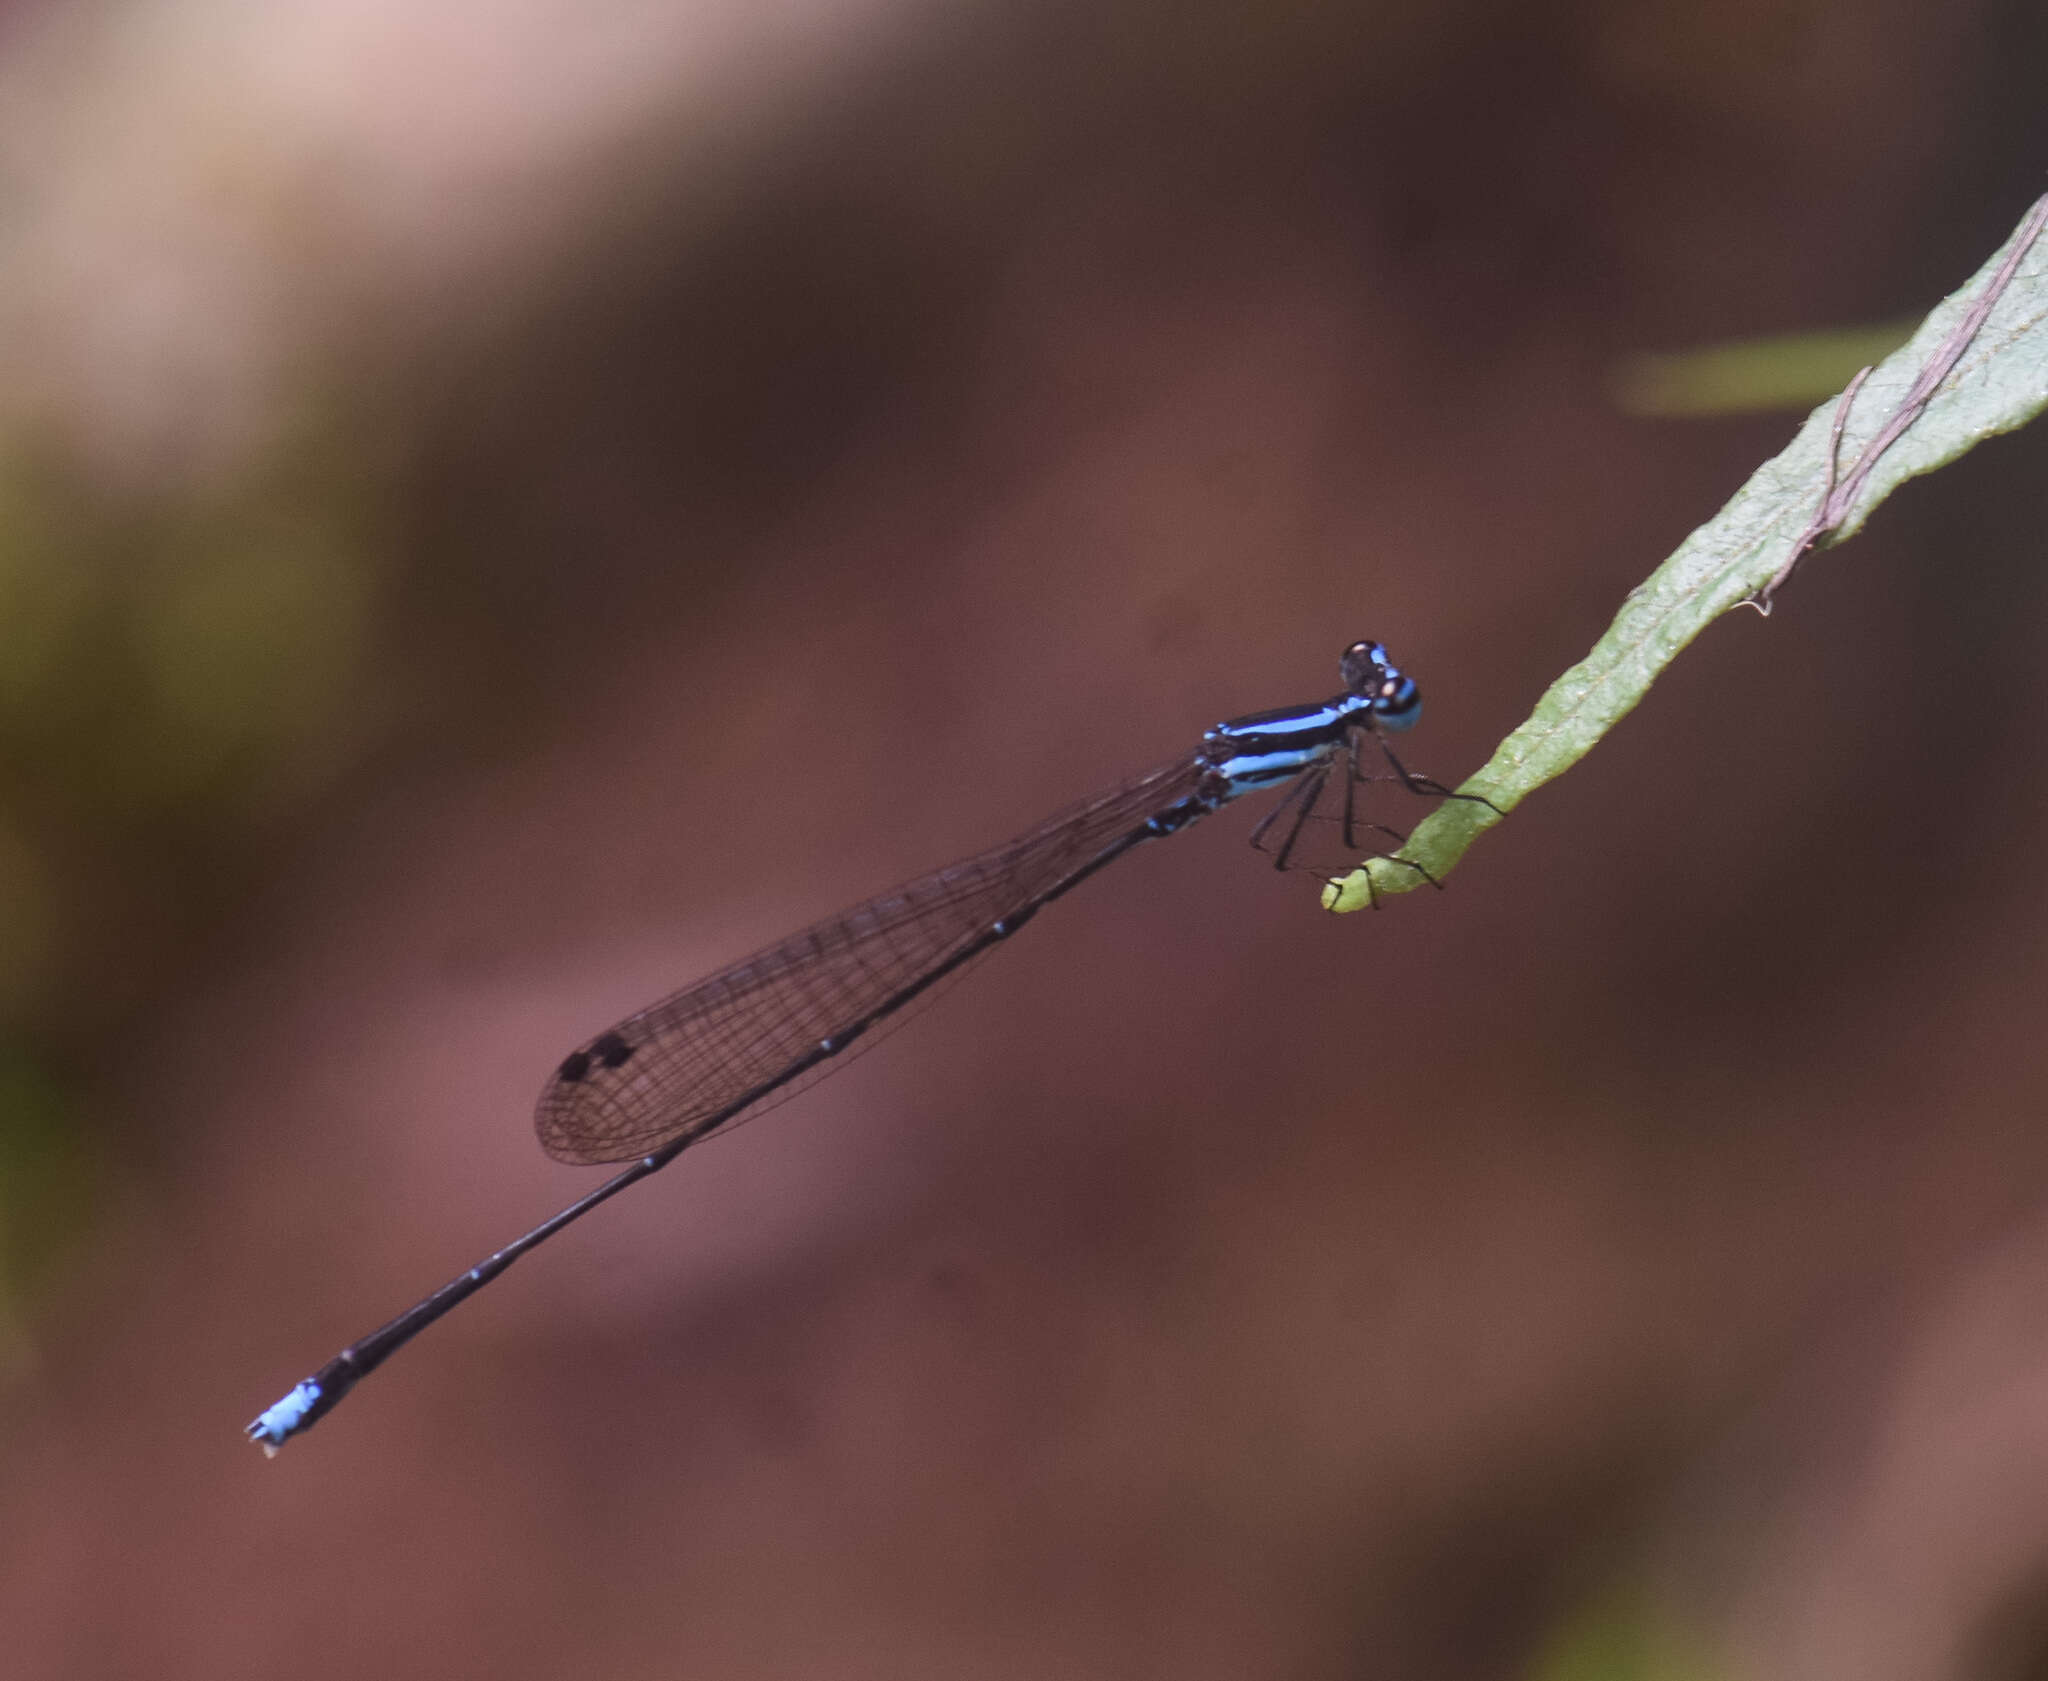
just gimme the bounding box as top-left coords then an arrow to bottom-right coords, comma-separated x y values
534,755 -> 1208,1164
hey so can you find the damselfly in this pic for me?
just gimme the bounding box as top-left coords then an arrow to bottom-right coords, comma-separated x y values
247,638 -> 1457,1452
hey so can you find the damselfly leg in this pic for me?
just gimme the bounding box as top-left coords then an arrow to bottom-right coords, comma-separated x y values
1249,738 -> 1436,880
1248,764 -> 1329,871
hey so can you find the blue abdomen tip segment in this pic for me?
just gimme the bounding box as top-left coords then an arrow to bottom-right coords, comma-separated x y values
246,1379 -> 323,1456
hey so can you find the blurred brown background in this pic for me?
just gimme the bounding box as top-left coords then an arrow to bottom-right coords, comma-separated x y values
3,1 -> 2048,1677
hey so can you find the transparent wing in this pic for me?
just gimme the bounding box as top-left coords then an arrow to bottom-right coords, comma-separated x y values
534,755 -> 1208,1165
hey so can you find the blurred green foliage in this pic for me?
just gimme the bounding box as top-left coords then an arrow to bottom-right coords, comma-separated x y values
0,416 -> 388,1331
1530,1586 -> 1713,1681
0,1042 -> 90,1359
0,435 -> 382,826
1610,321 -> 1917,417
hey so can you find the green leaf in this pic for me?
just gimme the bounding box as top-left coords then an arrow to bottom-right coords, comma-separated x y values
1325,194 -> 2048,914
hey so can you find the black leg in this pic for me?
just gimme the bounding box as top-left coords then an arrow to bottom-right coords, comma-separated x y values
1344,852 -> 1442,910
1270,767 -> 1330,871
1374,742 -> 1502,815
1249,768 -> 1322,856
1341,737 -> 1361,848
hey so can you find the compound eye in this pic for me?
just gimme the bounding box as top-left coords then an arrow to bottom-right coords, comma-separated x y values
1339,639 -> 1389,694
1374,674 -> 1422,731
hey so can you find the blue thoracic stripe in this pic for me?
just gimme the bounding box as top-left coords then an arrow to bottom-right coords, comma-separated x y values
1205,694 -> 1373,798
1213,751 -> 1321,793
1210,698 -> 1359,741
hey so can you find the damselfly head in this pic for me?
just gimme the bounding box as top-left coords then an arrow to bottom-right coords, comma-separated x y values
1340,639 -> 1421,731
